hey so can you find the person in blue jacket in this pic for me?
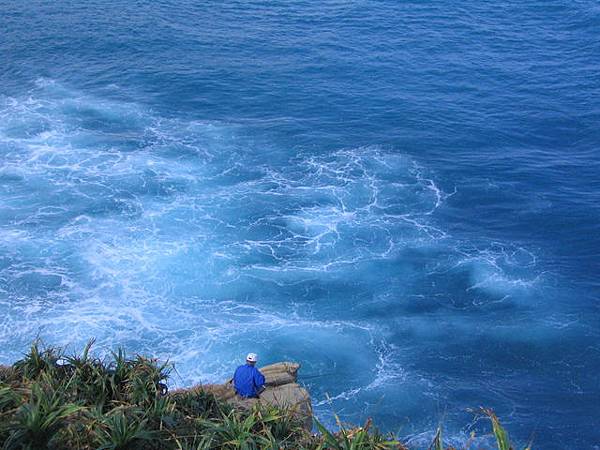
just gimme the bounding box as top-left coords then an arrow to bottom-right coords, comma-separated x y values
233,353 -> 266,398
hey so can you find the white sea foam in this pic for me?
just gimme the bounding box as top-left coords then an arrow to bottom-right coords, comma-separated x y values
0,81 -> 551,436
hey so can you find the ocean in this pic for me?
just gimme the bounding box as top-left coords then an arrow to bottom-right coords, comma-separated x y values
1,1 -> 599,448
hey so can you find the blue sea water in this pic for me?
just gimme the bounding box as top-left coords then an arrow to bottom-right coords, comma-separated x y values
1,1 -> 599,447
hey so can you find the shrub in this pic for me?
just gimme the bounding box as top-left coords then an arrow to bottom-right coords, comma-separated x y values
2,375 -> 82,449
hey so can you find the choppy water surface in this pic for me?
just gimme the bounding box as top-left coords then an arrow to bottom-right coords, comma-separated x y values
1,1 -> 599,448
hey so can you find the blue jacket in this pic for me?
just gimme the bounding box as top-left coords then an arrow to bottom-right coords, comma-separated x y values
233,364 -> 266,398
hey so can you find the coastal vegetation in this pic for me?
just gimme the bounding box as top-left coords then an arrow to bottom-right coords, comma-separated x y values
0,341 -> 529,449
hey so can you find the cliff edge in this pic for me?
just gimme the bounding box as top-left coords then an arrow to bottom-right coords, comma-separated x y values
172,362 -> 313,429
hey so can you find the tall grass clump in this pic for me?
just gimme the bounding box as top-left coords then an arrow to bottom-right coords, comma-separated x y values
479,408 -> 532,450
0,340 -> 529,449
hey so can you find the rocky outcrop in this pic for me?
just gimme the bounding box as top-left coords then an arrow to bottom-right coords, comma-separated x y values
173,362 -> 313,430
1,360 -> 313,430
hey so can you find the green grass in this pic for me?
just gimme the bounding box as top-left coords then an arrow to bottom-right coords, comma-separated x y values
0,341 -> 530,449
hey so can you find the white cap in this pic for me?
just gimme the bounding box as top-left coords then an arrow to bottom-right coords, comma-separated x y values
246,352 -> 258,363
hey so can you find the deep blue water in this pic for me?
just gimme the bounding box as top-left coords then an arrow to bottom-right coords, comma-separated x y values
1,1 -> 599,448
